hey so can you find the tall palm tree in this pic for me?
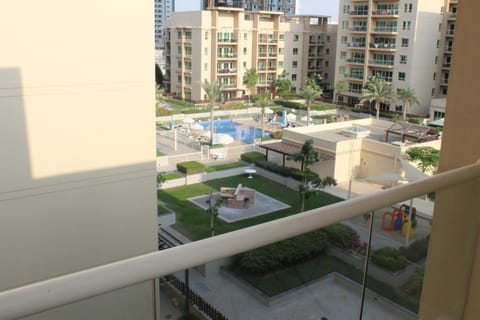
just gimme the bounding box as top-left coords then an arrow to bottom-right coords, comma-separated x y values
360,76 -> 394,120
334,80 -> 348,105
397,87 -> 420,120
300,81 -> 322,126
255,93 -> 272,139
243,68 -> 257,103
201,79 -> 223,146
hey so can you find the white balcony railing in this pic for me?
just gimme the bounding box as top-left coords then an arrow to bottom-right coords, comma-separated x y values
0,162 -> 479,320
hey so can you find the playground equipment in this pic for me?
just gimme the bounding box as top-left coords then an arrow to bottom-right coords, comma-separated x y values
381,204 -> 417,237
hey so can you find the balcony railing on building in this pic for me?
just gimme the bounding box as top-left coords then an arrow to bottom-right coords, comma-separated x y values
218,38 -> 238,43
446,29 -> 455,36
350,26 -> 368,32
347,42 -> 366,48
346,58 -> 365,64
217,68 -> 237,74
345,73 -> 364,80
372,10 -> 399,16
372,27 -> 398,33
369,59 -> 394,67
349,10 -> 369,16
370,42 -> 396,49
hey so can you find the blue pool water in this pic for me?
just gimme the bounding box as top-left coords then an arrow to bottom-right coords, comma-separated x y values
199,119 -> 270,144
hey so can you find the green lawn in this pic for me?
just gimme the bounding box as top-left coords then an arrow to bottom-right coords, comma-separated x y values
157,174 -> 342,241
160,172 -> 183,180
204,161 -> 246,172
231,254 -> 420,312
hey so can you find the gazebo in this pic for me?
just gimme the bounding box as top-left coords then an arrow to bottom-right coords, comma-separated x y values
260,141 -> 334,167
385,121 -> 440,143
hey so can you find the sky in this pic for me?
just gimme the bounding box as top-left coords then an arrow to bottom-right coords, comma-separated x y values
175,0 -> 340,23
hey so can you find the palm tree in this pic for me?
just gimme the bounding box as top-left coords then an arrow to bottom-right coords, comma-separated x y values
334,80 -> 348,105
397,87 -> 420,120
300,81 -> 322,126
288,139 -> 318,171
360,77 -> 395,120
201,79 -> 223,145
255,93 -> 272,139
243,68 -> 257,103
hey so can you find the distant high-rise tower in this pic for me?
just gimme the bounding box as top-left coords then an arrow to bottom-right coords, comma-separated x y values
202,0 -> 296,15
155,0 -> 175,48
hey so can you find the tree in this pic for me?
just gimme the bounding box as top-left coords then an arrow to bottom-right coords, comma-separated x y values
206,192 -> 224,237
155,63 -> 163,87
334,80 -> 348,105
243,68 -> 257,103
288,140 -> 336,212
255,93 -> 272,139
405,147 -> 440,173
360,76 -> 395,120
298,176 -> 337,212
300,80 -> 322,126
272,70 -> 292,98
201,79 -> 223,145
397,87 -> 420,120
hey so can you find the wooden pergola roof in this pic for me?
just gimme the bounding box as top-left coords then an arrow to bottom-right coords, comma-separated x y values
385,121 -> 440,143
260,141 -> 335,166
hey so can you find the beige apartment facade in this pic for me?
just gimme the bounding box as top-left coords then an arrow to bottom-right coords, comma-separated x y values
164,8 -> 334,103
335,0 -> 444,116
0,1 -> 158,320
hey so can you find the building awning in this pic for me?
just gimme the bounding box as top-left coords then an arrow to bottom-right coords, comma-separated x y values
260,141 -> 335,162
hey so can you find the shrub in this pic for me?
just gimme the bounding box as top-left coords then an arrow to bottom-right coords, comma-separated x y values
204,161 -> 245,172
238,230 -> 328,274
372,247 -> 408,271
399,236 -> 430,262
164,97 -> 195,108
323,223 -> 358,249
270,131 -> 283,139
176,161 -> 205,175
274,99 -> 304,110
407,117 -> 423,124
404,267 -> 425,295
241,151 -> 265,163
156,106 -> 170,117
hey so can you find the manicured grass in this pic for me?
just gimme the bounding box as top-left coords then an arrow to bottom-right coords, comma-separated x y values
160,172 -> 183,180
157,151 -> 166,156
157,175 -> 342,241
157,204 -> 171,215
231,254 -> 420,312
204,161 -> 246,172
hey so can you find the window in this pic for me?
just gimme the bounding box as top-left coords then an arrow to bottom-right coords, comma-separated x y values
292,61 -> 298,68
402,21 -> 411,30
343,5 -> 350,13
433,72 -> 436,80
398,72 -> 406,81
177,46 -> 182,54
291,74 -> 297,81
435,56 -> 438,64
339,66 -> 346,74
324,73 -> 328,80
279,47 -> 284,54
327,35 -> 331,43
325,61 -> 329,67
404,3 -> 413,13
326,48 -> 330,55
432,88 -> 435,96
244,32 -> 247,40
177,31 -> 182,39
205,31 -> 208,40
177,61 -> 182,68
204,47 -> 208,55
279,33 -> 285,40
342,21 -> 349,29
204,63 -> 208,71
293,48 -> 298,55
177,75 -> 182,82
278,61 -> 283,68
243,47 -> 247,55
185,31 -> 192,39
401,38 -> 409,47
341,36 -> 348,44
243,61 -> 247,68
293,34 -> 299,42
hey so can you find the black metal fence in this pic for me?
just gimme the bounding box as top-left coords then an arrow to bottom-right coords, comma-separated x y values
163,274 -> 229,320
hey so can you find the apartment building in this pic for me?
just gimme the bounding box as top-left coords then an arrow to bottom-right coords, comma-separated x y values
430,0 -> 459,119
335,0 -> 444,116
0,1 -> 157,319
155,0 -> 175,48
202,0 -> 297,15
164,8 -> 333,102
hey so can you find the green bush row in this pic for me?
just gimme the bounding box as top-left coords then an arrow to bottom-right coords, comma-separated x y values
323,223 -> 358,249
254,159 -> 319,181
371,247 -> 408,271
240,151 -> 265,163
237,230 -> 328,274
163,97 -> 195,108
404,267 -> 425,295
176,161 -> 205,175
399,236 -> 429,262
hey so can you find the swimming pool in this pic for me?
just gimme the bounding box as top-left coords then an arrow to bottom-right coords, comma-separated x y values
198,119 -> 270,144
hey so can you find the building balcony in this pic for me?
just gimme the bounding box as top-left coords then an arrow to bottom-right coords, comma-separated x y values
442,63 -> 451,69
445,29 -> 455,37
221,83 -> 237,89
344,73 -> 364,81
218,54 -> 237,60
440,79 -> 449,86
369,42 -> 396,51
349,26 -> 368,33
347,42 -> 366,49
218,38 -> 238,44
217,68 -> 237,75
371,27 -> 398,35
349,11 -> 369,16
1,163 -> 479,320
368,60 -> 394,68
371,10 -> 399,18
309,40 -> 325,46
346,58 -> 365,65
447,12 -> 457,20
444,46 -> 454,53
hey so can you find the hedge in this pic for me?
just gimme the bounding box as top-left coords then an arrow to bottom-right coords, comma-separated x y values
399,236 -> 430,262
240,151 -> 265,163
404,267 -> 425,295
371,247 -> 408,271
238,230 -> 328,274
176,161 -> 205,175
254,159 -> 319,181
323,223 -> 358,249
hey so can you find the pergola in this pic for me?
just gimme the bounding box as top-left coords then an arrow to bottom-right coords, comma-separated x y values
385,121 -> 440,143
260,141 -> 335,167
